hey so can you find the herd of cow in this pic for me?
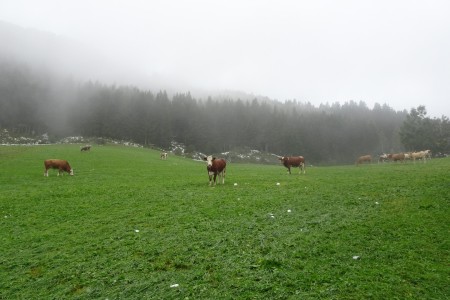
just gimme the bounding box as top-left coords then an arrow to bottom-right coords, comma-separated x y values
356,150 -> 432,165
43,146 -> 306,187
43,146 -> 433,185
201,155 -> 305,186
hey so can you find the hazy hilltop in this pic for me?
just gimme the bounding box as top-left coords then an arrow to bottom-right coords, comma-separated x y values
0,20 -> 272,102
0,20 -> 145,87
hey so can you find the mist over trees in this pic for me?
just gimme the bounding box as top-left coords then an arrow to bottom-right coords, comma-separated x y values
4,58 -> 448,165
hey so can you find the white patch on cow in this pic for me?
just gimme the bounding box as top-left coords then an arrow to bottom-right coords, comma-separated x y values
205,155 -> 213,167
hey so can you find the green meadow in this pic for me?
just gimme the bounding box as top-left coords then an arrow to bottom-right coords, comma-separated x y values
0,144 -> 449,299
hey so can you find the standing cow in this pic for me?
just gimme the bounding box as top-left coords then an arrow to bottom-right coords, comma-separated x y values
279,156 -> 306,174
44,159 -> 74,176
356,155 -> 372,165
378,153 -> 389,163
203,156 -> 226,186
81,145 -> 91,151
388,153 -> 405,162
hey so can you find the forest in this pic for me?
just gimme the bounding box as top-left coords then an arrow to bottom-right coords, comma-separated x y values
1,59 -> 449,165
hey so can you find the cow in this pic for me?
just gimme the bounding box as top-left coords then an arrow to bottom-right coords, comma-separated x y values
404,152 -> 412,161
356,155 -> 372,165
424,149 -> 432,160
81,145 -> 91,151
411,150 -> 429,163
203,156 -> 226,186
378,153 -> 389,163
279,156 -> 305,174
160,152 -> 168,160
388,153 -> 405,162
44,159 -> 73,176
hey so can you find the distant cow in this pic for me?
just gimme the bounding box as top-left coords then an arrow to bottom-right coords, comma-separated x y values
378,153 -> 389,163
404,152 -> 412,161
81,145 -> 91,151
203,156 -> 226,186
356,155 -> 372,165
160,152 -> 168,160
388,153 -> 405,162
279,156 -> 305,174
411,150 -> 430,163
44,159 -> 73,176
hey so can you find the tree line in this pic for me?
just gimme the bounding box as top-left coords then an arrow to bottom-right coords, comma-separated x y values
1,60 -> 449,164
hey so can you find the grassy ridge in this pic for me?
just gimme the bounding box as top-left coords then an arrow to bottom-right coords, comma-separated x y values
0,145 -> 449,299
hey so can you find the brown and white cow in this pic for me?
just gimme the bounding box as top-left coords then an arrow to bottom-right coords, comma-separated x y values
44,159 -> 73,176
160,152 -> 168,160
279,156 -> 306,174
356,155 -> 372,165
203,156 -> 226,186
378,153 -> 389,163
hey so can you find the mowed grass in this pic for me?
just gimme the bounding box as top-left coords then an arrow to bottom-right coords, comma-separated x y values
0,145 -> 449,299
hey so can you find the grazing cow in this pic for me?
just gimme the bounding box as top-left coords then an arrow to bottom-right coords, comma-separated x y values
203,156 -> 226,186
378,153 -> 389,163
279,156 -> 306,174
81,145 -> 91,151
44,159 -> 73,176
388,153 -> 405,162
160,152 -> 168,160
356,155 -> 372,165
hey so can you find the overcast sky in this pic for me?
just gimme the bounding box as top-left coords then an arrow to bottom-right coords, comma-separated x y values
1,0 -> 449,118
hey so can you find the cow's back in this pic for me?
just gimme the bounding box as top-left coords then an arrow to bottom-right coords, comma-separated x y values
212,158 -> 226,172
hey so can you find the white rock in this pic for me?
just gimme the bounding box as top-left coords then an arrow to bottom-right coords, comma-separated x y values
352,256 -> 360,260
287,209 -> 291,213
134,229 -> 140,233
170,284 -> 179,288
276,182 -> 280,186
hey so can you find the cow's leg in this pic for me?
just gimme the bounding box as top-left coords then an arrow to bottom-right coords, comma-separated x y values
213,173 -> 218,186
222,168 -> 226,184
288,167 -> 291,174
44,169 -> 48,176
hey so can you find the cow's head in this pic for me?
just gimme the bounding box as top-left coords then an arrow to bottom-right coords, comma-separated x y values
279,156 -> 287,162
203,155 -> 215,167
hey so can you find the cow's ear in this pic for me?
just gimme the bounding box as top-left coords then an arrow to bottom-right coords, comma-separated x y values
212,157 -> 216,161
203,157 -> 207,161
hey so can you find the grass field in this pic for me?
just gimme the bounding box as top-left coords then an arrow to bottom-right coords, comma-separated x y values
1,144 -> 449,299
